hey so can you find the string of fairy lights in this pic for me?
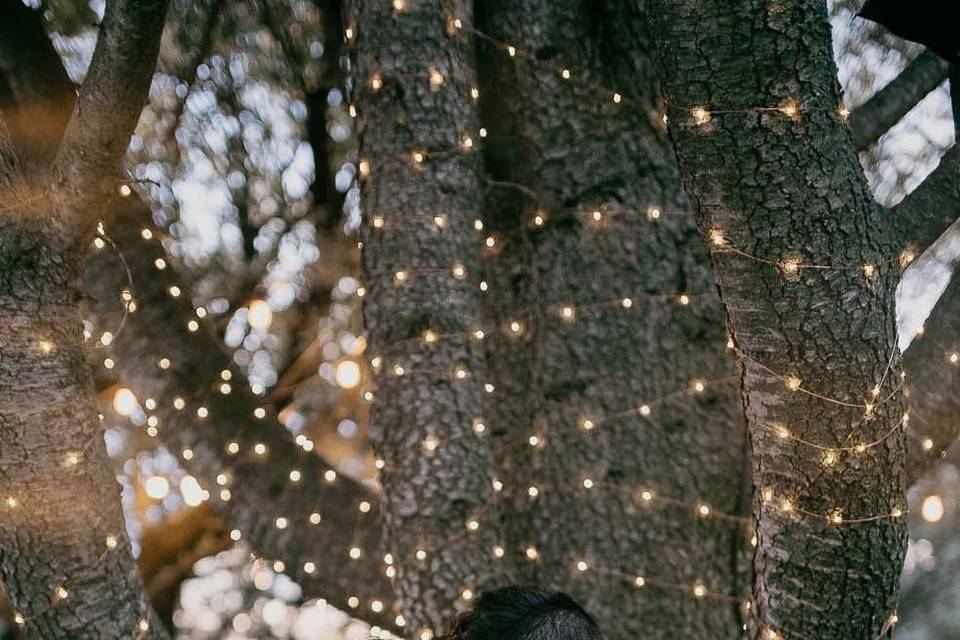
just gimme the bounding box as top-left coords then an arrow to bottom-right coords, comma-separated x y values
4,3 -> 946,639
344,4 -> 927,639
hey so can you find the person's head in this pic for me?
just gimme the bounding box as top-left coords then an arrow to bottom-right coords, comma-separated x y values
443,586 -> 601,640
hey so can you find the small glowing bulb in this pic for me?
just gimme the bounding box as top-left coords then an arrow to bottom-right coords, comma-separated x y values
310,512 -> 322,524
698,503 -> 711,517
922,494 -> 944,522
785,376 -> 802,391
862,264 -> 875,278
691,106 -> 711,125
324,470 -> 337,483
692,582 -> 707,598
821,450 -> 837,467
621,297 -> 633,309
248,299 -> 273,331
525,546 -> 539,560
466,519 -> 480,531
141,228 -> 153,240
452,263 -> 466,279
289,470 -> 302,482
105,534 -> 118,550
372,215 -> 384,229
394,270 -> 409,284
509,320 -> 524,335
113,387 -> 138,416
473,418 -> 487,434
679,294 -> 690,305
639,404 -> 651,416
507,46 -> 517,57
433,214 -> 448,229
709,229 -> 726,246
154,258 -> 166,270
583,478 -> 594,489
423,435 -> 440,452
168,285 -> 181,297
493,545 -> 505,558
780,259 -> 800,275
640,490 -> 654,502
613,93 -> 622,103
370,74 -> 383,91
779,99 -> 799,119
428,68 -> 444,89
527,486 -> 540,498
412,151 -> 425,164
646,206 -> 661,221
634,576 -> 646,587
692,380 -> 705,392
55,586 -> 69,600
827,509 -> 843,525
838,105 -> 850,120
254,442 -> 267,455
5,496 -> 17,509
415,548 -> 428,561
275,517 -> 288,529
527,434 -> 540,447
576,559 -> 588,571
581,418 -> 595,431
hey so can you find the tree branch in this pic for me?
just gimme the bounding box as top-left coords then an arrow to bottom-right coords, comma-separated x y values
1,4 -> 396,629
52,0 -> 169,227
902,271 -> 960,481
890,144 -> 960,252
848,50 -> 949,151
84,201 -> 397,629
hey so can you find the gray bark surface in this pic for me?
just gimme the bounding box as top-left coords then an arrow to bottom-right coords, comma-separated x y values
473,1 -> 749,638
353,0 -> 502,634
648,1 -> 908,638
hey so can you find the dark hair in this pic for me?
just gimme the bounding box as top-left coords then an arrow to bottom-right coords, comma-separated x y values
443,586 -> 602,640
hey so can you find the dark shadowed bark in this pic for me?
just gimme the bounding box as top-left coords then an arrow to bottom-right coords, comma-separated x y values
648,1 -> 909,638
352,0 -> 502,634
848,50 -> 949,151
473,1 -> 749,638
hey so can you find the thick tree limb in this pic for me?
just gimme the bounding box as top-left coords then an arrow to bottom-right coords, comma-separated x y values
848,50 -> 949,151
902,273 -> 960,480
85,200 -> 397,630
649,1 -> 907,638
889,144 -> 960,252
52,0 -> 169,229
0,2 -> 396,629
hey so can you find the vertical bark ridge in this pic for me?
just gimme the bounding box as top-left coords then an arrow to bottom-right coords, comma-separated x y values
352,1 -> 501,634
474,2 -> 749,637
648,1 -> 908,637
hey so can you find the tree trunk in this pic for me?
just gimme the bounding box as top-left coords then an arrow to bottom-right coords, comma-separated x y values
473,1 -> 749,637
0,210 -> 164,640
648,1 -> 908,637
352,0 -> 502,635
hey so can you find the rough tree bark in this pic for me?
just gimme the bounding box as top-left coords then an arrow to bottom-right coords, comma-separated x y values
352,0 -> 502,634
649,1 -> 910,638
473,1 -> 749,637
0,1 -> 170,638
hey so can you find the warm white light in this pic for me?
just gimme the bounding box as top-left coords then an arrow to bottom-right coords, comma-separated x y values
113,388 -> 138,416
145,476 -> 170,500
922,495 -> 945,523
335,360 -> 362,389
248,299 -> 273,331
